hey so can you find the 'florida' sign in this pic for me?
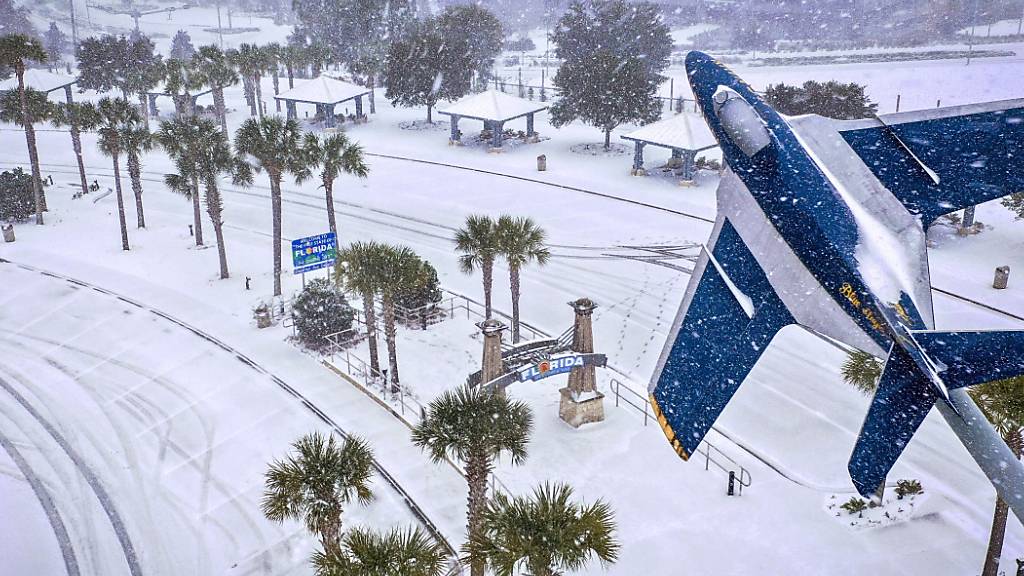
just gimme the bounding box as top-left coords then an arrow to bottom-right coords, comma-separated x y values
292,232 -> 337,274
517,354 -> 587,382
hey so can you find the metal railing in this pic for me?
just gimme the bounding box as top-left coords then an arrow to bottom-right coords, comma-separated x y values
609,378 -> 752,494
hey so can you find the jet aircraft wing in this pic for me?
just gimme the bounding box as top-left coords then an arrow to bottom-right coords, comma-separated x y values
836,99 -> 1024,227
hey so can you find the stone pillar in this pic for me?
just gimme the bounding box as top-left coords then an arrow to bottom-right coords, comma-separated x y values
479,319 -> 507,395
491,121 -> 504,149
326,104 -> 336,127
450,115 -> 461,144
631,142 -> 646,175
355,96 -> 363,119
559,298 -> 604,427
526,113 -> 535,137
286,100 -> 297,121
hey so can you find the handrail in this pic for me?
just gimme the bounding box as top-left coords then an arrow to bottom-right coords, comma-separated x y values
609,378 -> 752,494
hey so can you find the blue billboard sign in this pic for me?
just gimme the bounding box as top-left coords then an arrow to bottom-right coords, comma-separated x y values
292,232 -> 337,274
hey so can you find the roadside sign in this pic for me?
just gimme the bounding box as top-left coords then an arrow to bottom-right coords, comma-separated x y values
292,232 -> 336,275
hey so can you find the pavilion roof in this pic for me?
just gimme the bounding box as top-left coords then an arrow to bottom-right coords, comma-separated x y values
273,76 -> 370,105
621,111 -> 718,152
0,69 -> 77,93
438,90 -> 548,123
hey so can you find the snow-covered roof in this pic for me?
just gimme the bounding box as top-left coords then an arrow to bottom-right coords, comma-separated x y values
620,111 -> 719,152
438,90 -> 548,123
273,76 -> 371,105
148,81 -> 215,97
0,69 -> 77,93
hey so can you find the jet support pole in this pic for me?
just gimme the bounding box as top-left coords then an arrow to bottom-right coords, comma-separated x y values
939,390 -> 1024,522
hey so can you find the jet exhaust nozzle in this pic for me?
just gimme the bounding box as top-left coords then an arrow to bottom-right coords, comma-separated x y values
714,88 -> 771,157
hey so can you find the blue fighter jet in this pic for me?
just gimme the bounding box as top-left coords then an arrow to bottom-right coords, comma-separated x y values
650,51 -> 1024,519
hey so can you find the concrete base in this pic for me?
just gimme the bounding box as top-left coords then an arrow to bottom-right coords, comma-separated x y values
677,179 -> 696,187
488,147 -> 505,154
449,139 -> 464,146
559,387 -> 605,428
630,168 -> 647,176
665,157 -> 685,169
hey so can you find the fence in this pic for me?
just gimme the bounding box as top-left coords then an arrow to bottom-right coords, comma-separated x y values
609,378 -> 752,494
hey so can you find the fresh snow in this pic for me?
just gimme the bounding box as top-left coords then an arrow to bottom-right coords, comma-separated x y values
438,89 -> 549,123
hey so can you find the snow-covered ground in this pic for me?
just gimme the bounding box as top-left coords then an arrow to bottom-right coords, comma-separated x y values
4,11 -> 1024,575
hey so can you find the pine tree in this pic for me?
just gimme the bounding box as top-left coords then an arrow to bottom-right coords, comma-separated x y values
438,4 -> 504,91
168,29 -> 195,61
43,23 -> 67,66
384,17 -> 472,123
550,0 -> 671,149
0,0 -> 35,38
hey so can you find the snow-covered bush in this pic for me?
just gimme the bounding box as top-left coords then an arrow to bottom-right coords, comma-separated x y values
0,168 -> 34,222
292,278 -> 355,350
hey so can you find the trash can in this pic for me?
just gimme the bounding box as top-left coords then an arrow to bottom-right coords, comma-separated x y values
537,154 -> 547,172
2,224 -> 14,243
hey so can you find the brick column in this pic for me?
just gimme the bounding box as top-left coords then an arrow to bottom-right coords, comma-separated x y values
479,319 -> 506,396
560,298 -> 604,427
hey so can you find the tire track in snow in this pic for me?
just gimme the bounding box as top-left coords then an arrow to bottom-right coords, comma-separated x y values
0,259 -> 461,566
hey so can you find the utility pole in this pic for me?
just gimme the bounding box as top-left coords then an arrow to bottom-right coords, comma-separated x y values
216,0 -> 224,48
68,0 -> 79,48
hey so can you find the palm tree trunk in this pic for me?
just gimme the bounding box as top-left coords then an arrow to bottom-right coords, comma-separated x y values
510,264 -> 521,343
127,150 -> 145,228
368,73 -> 376,114
70,123 -> 89,197
243,75 -> 256,116
213,86 -> 228,134
465,454 -> 489,576
286,63 -> 294,89
426,103 -> 432,123
138,92 -> 149,130
271,173 -> 283,297
192,174 -> 204,246
111,153 -> 130,251
272,69 -> 281,112
324,176 -> 337,239
382,294 -> 400,393
362,289 -> 381,374
982,430 -> 1022,576
17,66 -> 45,225
604,127 -> 611,150
255,74 -> 264,118
205,181 -> 229,279
483,259 -> 494,319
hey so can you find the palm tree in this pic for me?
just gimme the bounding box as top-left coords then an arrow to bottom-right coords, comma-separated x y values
840,350 -> 887,501
0,89 -> 56,206
51,101 -> 102,198
467,482 -> 619,576
164,117 -> 244,279
193,44 -> 238,134
158,116 -> 206,246
301,132 -> 369,241
411,386 -> 533,576
281,43 -> 305,90
970,376 -> 1024,576
264,42 -> 283,112
95,98 -> 144,251
232,43 -> 270,117
234,116 -> 305,296
311,527 -> 450,576
121,122 -> 155,228
0,34 -> 48,224
455,215 -> 500,319
337,242 -> 385,376
373,245 -> 424,392
262,431 -> 375,557
496,215 -> 551,343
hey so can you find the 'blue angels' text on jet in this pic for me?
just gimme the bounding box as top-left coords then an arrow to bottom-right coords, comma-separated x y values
650,51 -> 1024,518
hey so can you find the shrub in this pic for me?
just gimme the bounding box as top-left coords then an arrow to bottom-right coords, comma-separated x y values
840,497 -> 868,515
765,80 -> 878,120
895,479 -> 923,499
292,278 -> 355,349
395,258 -> 443,311
0,167 -> 34,222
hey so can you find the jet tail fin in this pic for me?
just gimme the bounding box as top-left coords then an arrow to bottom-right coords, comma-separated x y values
849,329 -> 1024,499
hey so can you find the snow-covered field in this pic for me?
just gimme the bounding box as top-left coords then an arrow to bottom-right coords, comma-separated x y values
4,9 -> 1024,575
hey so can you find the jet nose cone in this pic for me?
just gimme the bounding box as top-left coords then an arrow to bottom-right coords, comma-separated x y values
684,50 -> 715,77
